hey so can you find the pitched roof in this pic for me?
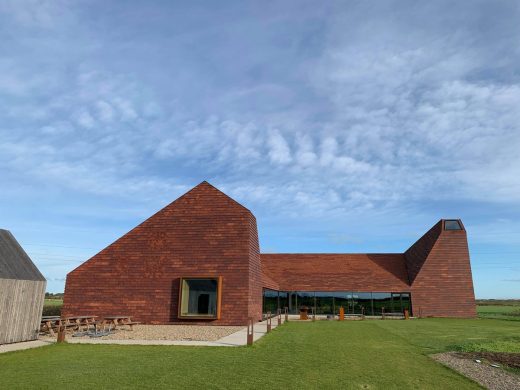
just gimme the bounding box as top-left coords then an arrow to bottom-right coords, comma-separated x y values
0,229 -> 45,281
261,253 -> 410,291
404,220 -> 443,284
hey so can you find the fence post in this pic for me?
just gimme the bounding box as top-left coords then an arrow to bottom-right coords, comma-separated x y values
277,308 -> 281,326
284,307 -> 288,322
381,307 -> 385,320
404,309 -> 409,320
312,307 -> 316,322
57,324 -> 66,343
339,306 -> 344,321
267,312 -> 272,333
247,318 -> 254,346
361,306 -> 365,320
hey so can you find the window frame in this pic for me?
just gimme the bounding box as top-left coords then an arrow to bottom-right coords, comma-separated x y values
178,276 -> 222,320
444,219 -> 464,231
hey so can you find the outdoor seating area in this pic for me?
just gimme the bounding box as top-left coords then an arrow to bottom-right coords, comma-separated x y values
40,315 -> 140,339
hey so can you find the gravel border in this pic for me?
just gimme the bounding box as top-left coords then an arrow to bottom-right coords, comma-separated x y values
433,352 -> 520,390
40,325 -> 244,342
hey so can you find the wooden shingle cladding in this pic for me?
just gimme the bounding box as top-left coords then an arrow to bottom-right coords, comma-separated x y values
63,182 -> 477,324
63,182 -> 263,325
261,253 -> 410,292
0,230 -> 46,344
405,220 -> 476,318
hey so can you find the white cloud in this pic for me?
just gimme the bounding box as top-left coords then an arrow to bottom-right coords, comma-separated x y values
75,109 -> 95,129
267,129 -> 292,164
95,100 -> 114,123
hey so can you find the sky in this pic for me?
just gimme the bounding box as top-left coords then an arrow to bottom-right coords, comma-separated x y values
0,0 -> 519,298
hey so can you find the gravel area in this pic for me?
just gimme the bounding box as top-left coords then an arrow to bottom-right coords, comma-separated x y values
40,325 -> 244,342
433,352 -> 520,390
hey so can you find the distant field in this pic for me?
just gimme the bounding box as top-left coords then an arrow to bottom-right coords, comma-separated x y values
42,299 -> 63,316
43,299 -> 63,307
476,299 -> 520,306
477,305 -> 520,320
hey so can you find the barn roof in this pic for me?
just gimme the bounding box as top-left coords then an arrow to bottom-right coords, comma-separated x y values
0,229 -> 45,281
261,253 -> 410,291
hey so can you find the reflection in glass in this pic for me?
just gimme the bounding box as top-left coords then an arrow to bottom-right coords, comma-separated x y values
372,292 -> 392,315
263,289 -> 278,314
401,293 -> 411,315
315,292 -> 335,314
352,292 -> 373,315
332,292 -> 350,315
262,290 -> 411,317
297,291 -> 315,311
279,291 -> 288,313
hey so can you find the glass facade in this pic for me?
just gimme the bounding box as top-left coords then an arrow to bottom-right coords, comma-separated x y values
263,289 -> 412,316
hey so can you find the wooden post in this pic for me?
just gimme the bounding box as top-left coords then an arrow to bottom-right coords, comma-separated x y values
381,307 -> 385,320
284,307 -> 288,322
266,312 -> 271,333
404,309 -> 409,320
339,306 -> 344,321
277,309 -> 281,326
247,318 -> 254,346
361,306 -> 365,320
56,325 -> 66,343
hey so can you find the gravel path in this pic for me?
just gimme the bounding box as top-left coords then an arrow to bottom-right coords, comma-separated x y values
41,325 -> 244,342
433,352 -> 520,390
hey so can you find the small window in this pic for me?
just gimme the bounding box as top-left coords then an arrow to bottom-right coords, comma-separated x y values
444,220 -> 463,231
179,277 -> 222,319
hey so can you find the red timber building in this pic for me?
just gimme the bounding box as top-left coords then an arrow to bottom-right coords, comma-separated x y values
63,182 -> 476,324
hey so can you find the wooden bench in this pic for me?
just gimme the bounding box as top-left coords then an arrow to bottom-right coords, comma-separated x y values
123,321 -> 141,331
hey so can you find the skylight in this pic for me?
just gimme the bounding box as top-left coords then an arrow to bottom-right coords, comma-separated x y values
444,220 -> 463,231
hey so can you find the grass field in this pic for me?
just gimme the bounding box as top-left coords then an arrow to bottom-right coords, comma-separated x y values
477,305 -> 520,320
43,299 -> 63,307
1,318 -> 519,389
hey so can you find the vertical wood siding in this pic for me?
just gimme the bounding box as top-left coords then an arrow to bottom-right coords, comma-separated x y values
0,279 -> 46,344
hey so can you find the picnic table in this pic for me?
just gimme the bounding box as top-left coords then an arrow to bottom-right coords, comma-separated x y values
40,315 -> 98,336
103,316 -> 139,330
40,316 -> 61,336
62,316 -> 98,331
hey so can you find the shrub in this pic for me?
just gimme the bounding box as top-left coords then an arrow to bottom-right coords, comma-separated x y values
42,304 -> 62,317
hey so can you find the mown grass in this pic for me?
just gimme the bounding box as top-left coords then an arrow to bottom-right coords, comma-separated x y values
477,305 -> 520,321
2,318 -> 519,389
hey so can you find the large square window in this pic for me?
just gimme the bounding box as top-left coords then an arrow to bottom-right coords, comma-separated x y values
178,277 -> 221,319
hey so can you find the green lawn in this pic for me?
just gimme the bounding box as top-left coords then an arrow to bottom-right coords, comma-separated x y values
477,305 -> 520,320
1,318 -> 519,389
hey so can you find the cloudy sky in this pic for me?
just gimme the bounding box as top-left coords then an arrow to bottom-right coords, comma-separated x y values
1,0 -> 519,297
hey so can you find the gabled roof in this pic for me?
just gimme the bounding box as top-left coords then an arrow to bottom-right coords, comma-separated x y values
0,229 -> 45,281
68,180 -> 256,275
261,253 -> 410,291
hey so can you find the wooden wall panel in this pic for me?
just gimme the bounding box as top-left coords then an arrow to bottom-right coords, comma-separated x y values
0,279 -> 46,344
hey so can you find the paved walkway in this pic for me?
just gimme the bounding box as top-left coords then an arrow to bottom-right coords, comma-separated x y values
0,316 -> 287,352
0,340 -> 52,354
65,316 -> 286,347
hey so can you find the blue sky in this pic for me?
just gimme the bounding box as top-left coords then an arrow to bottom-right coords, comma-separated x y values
1,1 -> 519,297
